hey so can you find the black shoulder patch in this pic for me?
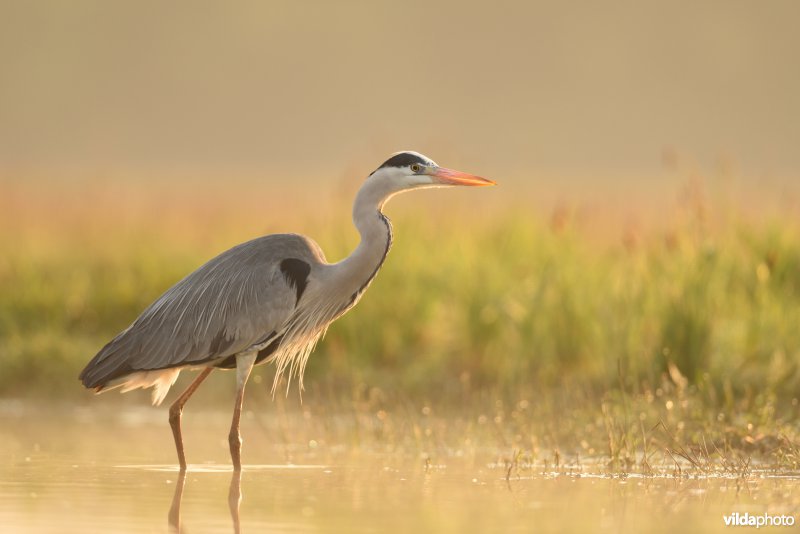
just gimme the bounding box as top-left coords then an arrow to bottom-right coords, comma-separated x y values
280,258 -> 311,304
377,152 -> 428,170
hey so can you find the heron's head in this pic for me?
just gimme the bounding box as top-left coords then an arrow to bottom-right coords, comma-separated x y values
368,151 -> 495,194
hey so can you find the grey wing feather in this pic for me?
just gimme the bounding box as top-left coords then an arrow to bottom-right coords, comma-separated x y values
79,234 -> 321,388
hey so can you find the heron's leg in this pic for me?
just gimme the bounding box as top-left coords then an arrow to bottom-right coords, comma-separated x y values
168,367 -> 213,471
229,352 -> 257,471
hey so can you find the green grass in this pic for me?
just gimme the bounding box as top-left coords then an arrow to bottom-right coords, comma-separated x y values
1,179 -> 799,467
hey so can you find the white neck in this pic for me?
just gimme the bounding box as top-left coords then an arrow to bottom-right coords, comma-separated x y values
327,177 -> 395,304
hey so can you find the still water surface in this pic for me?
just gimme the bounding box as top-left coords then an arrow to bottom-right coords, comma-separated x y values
1,403 -> 798,533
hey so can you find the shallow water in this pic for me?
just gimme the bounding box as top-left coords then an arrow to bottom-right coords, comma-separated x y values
2,403 -> 799,533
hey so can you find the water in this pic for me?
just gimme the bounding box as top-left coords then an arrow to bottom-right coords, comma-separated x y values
2,404 -> 798,533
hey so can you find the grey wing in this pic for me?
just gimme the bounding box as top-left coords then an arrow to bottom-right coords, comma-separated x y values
79,234 -> 319,389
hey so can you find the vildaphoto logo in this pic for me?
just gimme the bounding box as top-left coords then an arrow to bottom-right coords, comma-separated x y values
723,512 -> 795,528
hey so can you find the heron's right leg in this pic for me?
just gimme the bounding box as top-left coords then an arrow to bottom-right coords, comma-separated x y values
229,352 -> 257,471
168,367 -> 213,471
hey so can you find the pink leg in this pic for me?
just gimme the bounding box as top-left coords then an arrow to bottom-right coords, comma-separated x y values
228,352 -> 257,471
168,367 -> 213,471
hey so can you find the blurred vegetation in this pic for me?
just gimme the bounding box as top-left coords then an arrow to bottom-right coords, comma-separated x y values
1,178 -> 800,420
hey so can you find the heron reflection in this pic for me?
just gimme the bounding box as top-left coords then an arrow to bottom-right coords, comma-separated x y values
169,469 -> 242,534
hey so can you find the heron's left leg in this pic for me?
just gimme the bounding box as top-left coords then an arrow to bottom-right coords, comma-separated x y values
229,351 -> 257,471
169,367 -> 213,471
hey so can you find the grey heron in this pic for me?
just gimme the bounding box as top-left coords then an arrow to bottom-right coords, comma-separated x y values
79,151 -> 494,471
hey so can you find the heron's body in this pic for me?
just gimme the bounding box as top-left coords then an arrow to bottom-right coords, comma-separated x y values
79,151 -> 493,470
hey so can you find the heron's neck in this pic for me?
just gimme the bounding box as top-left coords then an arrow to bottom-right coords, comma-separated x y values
332,181 -> 394,297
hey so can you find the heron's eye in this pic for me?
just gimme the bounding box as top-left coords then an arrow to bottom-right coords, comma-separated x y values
410,164 -> 422,173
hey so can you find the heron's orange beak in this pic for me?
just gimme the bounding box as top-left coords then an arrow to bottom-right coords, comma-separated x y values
429,166 -> 496,187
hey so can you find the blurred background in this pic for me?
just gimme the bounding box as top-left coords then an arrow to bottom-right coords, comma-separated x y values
1,1 -> 799,408
2,1 -> 799,183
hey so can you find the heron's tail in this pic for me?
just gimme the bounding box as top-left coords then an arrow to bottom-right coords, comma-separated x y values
78,330 -> 134,390
79,330 -> 181,405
